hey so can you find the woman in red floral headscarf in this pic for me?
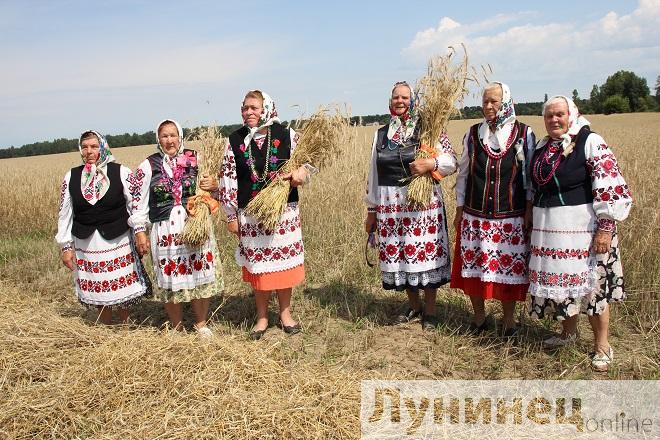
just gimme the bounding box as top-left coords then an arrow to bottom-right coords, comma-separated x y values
364,81 -> 457,331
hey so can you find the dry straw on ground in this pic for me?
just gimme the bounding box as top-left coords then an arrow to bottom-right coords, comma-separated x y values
181,125 -> 225,247
407,46 -> 471,208
245,105 -> 352,230
0,114 -> 658,438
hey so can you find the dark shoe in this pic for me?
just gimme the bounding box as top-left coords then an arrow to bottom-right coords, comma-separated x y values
249,328 -> 266,340
466,319 -> 490,335
395,308 -> 423,324
422,314 -> 439,331
502,325 -> 520,338
280,321 -> 301,334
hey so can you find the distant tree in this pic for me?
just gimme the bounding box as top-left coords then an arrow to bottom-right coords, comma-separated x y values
602,95 -> 630,114
544,93 -> 548,103
655,75 -> 660,105
589,85 -> 602,114
600,70 -> 650,112
572,89 -> 579,102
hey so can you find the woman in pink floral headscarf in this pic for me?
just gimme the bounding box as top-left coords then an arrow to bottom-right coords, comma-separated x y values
529,96 -> 632,372
56,130 -> 151,324
131,119 -> 223,337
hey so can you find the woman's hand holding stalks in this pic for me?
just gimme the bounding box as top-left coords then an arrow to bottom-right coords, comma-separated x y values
280,165 -> 310,187
409,158 -> 436,177
199,174 -> 219,192
227,220 -> 239,236
135,231 -> 149,257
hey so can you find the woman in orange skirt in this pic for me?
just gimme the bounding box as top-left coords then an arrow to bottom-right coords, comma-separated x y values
219,90 -> 312,340
451,82 -> 536,337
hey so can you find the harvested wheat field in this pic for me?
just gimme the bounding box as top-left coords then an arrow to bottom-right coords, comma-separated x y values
1,113 -> 658,438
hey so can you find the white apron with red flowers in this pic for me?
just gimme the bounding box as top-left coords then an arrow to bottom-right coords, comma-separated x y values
236,203 -> 304,274
149,205 -> 219,291
376,184 -> 450,275
457,212 -> 528,284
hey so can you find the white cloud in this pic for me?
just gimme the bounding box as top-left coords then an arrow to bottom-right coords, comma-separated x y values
402,0 -> 660,97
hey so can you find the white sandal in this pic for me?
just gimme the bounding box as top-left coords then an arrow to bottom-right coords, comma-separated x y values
591,346 -> 613,372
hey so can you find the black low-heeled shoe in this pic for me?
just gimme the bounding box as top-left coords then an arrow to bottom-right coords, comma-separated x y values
249,328 -> 267,341
467,319 -> 490,335
280,322 -> 301,334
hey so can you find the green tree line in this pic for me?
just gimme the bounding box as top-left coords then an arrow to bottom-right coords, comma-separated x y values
2,70 -> 656,160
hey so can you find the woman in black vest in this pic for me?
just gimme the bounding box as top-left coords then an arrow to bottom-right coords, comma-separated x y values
131,119 -> 223,337
451,82 -> 536,337
56,130 -> 151,324
219,90 -> 312,340
529,96 -> 632,371
364,81 -> 457,331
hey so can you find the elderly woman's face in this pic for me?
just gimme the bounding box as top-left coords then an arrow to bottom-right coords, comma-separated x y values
544,100 -> 570,138
242,97 -> 264,128
390,85 -> 411,117
158,123 -> 181,157
80,137 -> 101,164
482,86 -> 503,122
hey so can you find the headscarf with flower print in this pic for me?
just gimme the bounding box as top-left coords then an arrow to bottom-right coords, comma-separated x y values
480,82 -> 517,150
156,118 -> 196,182
386,81 -> 419,144
242,90 -> 281,148
535,95 -> 591,156
79,130 -> 116,205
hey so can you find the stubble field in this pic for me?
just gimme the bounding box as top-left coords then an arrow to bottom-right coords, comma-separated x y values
0,113 -> 658,438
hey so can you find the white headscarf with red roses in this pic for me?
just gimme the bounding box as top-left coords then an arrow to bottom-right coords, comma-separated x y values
78,130 -> 116,205
536,95 -> 591,156
243,90 -> 281,148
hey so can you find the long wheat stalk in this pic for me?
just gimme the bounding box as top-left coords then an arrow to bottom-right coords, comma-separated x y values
181,125 -> 225,247
245,105 -> 352,230
407,45 -> 471,208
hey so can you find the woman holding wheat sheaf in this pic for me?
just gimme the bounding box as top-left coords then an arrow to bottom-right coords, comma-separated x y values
529,95 -> 632,372
56,130 -> 151,324
219,90 -> 313,340
131,119 -> 223,337
364,81 -> 457,331
450,82 -> 536,337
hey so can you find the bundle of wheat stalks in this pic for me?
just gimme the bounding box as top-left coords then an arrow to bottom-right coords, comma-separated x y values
181,125 -> 225,246
246,105 -> 351,230
407,46 -> 471,208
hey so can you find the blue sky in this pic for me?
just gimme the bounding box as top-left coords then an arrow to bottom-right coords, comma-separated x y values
1,0 -> 658,148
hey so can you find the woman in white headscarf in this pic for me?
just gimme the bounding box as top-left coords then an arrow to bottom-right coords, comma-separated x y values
131,119 -> 223,337
220,90 -> 312,340
56,130 -> 151,324
529,95 -> 632,372
451,82 -> 536,337
364,81 -> 457,331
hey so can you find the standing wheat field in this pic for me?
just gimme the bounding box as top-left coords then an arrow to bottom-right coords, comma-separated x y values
0,113 -> 658,438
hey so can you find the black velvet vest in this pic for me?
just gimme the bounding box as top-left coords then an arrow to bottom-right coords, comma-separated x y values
532,126 -> 593,208
375,123 -> 421,187
464,121 -> 529,219
147,149 -> 198,223
69,162 -> 129,240
228,123 -> 298,209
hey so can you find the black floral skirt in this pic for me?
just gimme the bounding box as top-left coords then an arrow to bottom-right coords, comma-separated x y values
529,233 -> 625,321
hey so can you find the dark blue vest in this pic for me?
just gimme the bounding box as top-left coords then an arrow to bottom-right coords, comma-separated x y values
532,126 -> 593,208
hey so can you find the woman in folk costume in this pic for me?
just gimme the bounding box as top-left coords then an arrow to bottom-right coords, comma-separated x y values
220,90 -> 313,340
451,82 -> 536,337
56,130 -> 151,324
364,81 -> 457,331
131,119 -> 223,337
529,96 -> 632,371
